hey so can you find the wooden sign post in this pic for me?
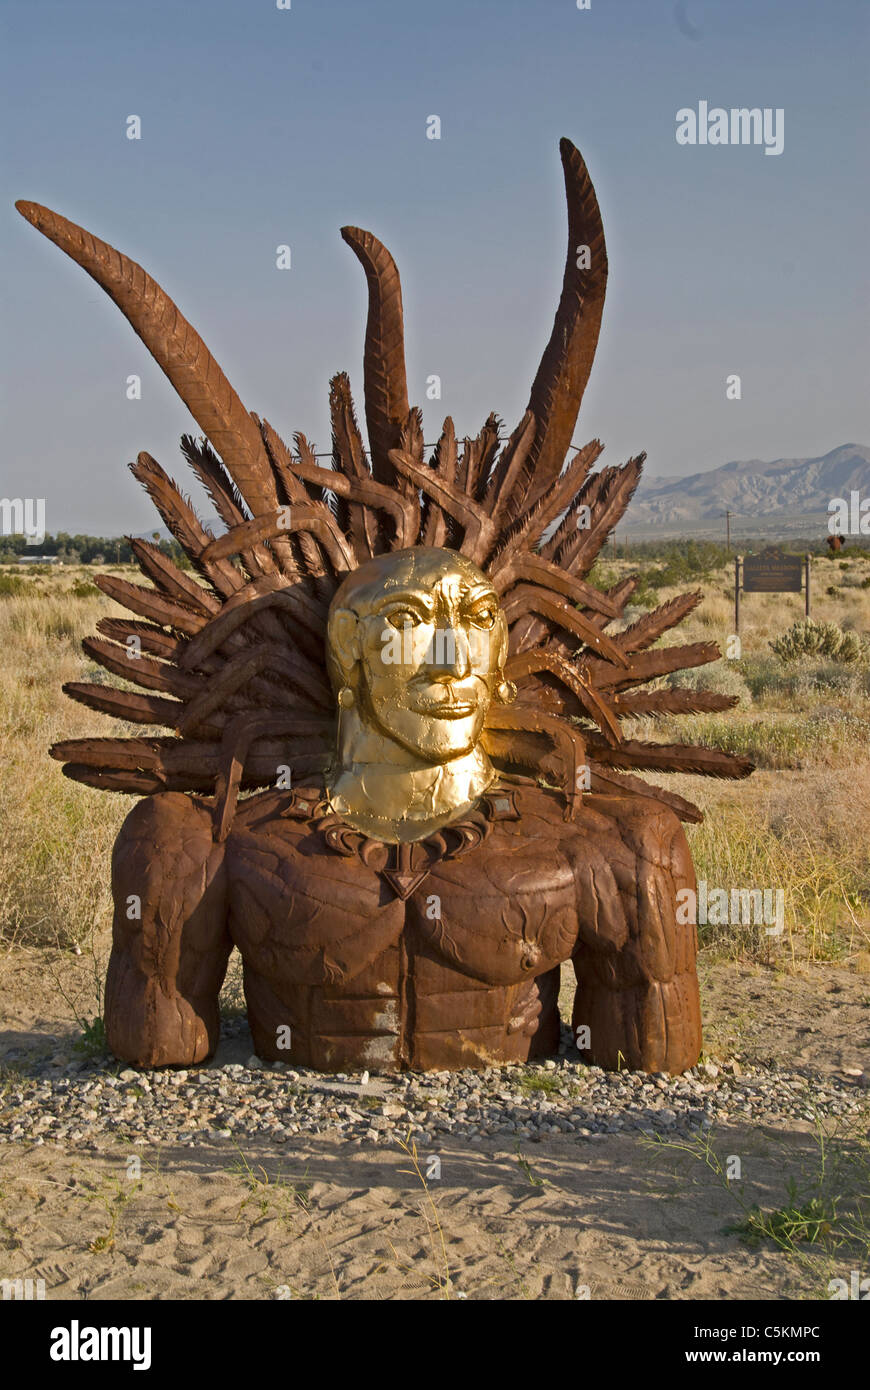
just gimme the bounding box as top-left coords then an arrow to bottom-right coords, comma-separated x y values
734,547 -> 811,633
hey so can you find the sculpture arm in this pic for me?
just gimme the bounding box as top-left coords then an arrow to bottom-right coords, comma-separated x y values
105,792 -> 232,1067
570,796 -> 702,1073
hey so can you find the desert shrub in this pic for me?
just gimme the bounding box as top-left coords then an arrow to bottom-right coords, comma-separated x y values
741,654 -> 870,703
0,573 -> 29,597
584,560 -> 619,592
626,581 -> 660,610
770,619 -> 867,665
69,578 -> 101,598
666,660 -> 750,705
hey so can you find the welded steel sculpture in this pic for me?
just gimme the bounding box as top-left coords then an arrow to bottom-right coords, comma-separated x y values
18,139 -> 752,1074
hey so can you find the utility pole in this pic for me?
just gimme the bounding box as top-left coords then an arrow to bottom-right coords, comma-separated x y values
805,553 -> 812,618
725,510 -> 732,551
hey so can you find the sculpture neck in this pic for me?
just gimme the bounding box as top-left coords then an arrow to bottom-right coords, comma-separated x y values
325,707 -> 496,843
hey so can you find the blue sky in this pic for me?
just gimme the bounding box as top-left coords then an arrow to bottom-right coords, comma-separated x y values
2,0 -> 868,533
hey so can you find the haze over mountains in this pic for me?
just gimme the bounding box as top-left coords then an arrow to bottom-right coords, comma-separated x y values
625,444 -> 870,539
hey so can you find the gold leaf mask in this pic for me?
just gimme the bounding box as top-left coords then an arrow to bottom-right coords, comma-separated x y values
326,546 -> 509,841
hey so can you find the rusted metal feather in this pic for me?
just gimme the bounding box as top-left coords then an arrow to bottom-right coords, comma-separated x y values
340,225 -> 411,487
586,737 -> 754,779
15,200 -> 280,519
521,139 -> 608,508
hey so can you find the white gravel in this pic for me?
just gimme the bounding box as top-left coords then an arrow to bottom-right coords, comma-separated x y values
0,1020 -> 865,1151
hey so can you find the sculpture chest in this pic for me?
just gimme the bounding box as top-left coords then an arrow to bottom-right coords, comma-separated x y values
222,785 -> 576,1069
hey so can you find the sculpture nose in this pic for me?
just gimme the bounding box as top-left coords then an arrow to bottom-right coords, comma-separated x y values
426,624 -> 470,678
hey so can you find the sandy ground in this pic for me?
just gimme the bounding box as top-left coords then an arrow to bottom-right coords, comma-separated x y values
0,1125 -> 852,1301
1,947 -> 867,1301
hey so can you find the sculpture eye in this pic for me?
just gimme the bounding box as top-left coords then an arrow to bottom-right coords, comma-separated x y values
386,608 -> 422,630
469,605 -> 496,629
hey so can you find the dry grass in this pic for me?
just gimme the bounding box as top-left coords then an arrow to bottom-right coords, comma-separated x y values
672,770 -> 870,962
0,570 -> 133,950
1,559 -> 868,969
605,552 -> 870,963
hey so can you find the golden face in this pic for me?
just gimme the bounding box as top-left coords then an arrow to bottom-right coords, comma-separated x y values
327,547 -> 508,763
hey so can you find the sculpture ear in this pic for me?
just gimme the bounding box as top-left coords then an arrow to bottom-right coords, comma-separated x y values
495,611 -> 509,671
328,607 -> 362,681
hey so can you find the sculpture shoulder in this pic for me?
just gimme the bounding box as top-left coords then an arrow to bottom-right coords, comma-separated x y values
225,785 -> 374,886
569,792 -> 690,869
113,791 -> 219,865
461,782 -> 682,857
491,782 -> 683,843
455,784 -> 690,894
111,793 -> 228,931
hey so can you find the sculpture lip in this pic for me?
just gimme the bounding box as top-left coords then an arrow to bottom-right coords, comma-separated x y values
410,700 -> 477,718
405,679 -> 481,717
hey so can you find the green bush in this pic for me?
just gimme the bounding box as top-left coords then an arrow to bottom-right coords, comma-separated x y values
69,578 -> 101,598
770,619 -> 867,665
721,655 -> 870,704
584,560 -> 619,592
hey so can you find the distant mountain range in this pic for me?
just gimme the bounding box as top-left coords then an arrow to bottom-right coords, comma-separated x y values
625,444 -> 870,538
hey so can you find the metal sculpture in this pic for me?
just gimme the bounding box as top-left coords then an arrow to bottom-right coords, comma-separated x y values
17,139 -> 752,1074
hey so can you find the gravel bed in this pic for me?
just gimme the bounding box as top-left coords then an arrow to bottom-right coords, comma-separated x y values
0,1022 -> 866,1151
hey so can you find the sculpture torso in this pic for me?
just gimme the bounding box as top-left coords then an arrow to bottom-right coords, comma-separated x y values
226,780 -> 575,1070
106,774 -> 702,1074
222,775 -> 695,1071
